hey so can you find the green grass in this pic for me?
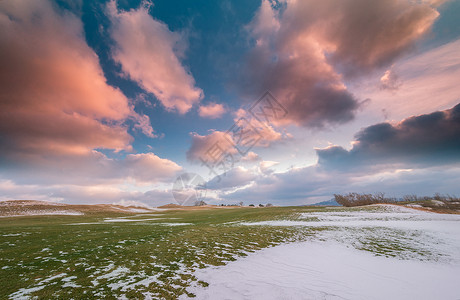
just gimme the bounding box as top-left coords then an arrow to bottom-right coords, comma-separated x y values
1,205 -> 445,299
0,207 -> 315,299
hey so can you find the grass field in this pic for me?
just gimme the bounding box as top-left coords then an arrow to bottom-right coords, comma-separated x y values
0,206 -> 317,299
1,204 -> 459,299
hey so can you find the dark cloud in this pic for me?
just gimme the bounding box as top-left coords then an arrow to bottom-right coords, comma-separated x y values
317,103 -> 460,170
218,164 -> 460,205
237,0 -> 440,127
324,0 -> 440,76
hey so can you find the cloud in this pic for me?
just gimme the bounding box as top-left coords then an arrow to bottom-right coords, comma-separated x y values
121,153 -> 182,183
198,102 -> 227,119
187,131 -> 237,162
0,0 -> 143,160
107,1 -> 203,114
237,0 -> 440,127
259,160 -> 279,174
132,113 -> 158,138
0,179 -> 175,206
205,166 -> 258,191
316,103 -> 460,170
204,159 -> 279,191
213,166 -> 334,205
217,163 -> 460,205
0,149 -> 182,186
353,38 -> 460,121
187,107 -> 291,176
320,0 -> 440,76
0,1 -> 181,188
380,68 -> 402,91
240,151 -> 261,163
232,108 -> 286,146
186,119 -> 288,168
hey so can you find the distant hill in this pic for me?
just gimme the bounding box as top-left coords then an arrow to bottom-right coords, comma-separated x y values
157,203 -> 222,210
0,200 -> 157,217
158,203 -> 183,209
309,199 -> 341,206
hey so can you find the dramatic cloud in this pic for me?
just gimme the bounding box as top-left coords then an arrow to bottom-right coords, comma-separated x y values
317,103 -> 460,170
217,164 -> 460,205
107,1 -> 203,114
198,102 -> 227,119
0,0 -> 139,160
0,0 -> 179,187
238,0 -> 440,127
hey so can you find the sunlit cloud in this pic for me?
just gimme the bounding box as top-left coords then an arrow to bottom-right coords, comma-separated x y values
236,0 -> 440,127
107,1 -> 203,114
198,102 -> 227,119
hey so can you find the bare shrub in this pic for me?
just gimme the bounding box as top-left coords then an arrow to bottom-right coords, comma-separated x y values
403,194 -> 419,202
334,192 -> 397,207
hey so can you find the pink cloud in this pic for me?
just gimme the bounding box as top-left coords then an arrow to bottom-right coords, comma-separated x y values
237,0 -> 441,127
122,153 -> 182,183
0,0 -> 180,190
0,179 -> 175,206
198,102 -> 227,119
187,107 -> 291,165
354,38 -> 460,121
2,150 -> 182,186
107,1 -> 203,114
187,131 -> 237,162
0,0 -> 151,159
132,113 -> 158,138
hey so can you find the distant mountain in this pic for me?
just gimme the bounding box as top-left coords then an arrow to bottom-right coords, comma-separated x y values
309,199 -> 341,206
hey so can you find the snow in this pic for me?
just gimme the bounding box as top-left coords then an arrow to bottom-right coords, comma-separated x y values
430,200 -> 445,206
184,241 -> 460,300
184,205 -> 460,299
127,208 -> 153,213
96,266 -> 130,281
405,204 -> 423,208
156,222 -> 193,226
102,218 -> 165,223
0,210 -> 83,217
0,200 -> 66,206
10,273 -> 68,299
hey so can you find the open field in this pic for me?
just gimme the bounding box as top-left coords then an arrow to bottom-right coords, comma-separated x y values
1,203 -> 460,299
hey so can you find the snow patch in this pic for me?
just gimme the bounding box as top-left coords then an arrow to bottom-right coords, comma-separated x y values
183,241 -> 460,300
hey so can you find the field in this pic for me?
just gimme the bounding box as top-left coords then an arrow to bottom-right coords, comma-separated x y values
1,203 -> 459,299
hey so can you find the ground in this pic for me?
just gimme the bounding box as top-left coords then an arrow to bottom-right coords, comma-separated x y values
1,203 -> 459,299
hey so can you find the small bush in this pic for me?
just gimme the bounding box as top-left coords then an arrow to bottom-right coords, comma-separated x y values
334,192 -> 396,207
401,193 -> 459,203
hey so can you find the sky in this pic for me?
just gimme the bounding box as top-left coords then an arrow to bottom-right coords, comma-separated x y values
1,0 -> 460,206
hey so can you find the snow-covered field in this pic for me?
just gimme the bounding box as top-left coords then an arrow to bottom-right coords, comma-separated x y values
184,205 -> 460,300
